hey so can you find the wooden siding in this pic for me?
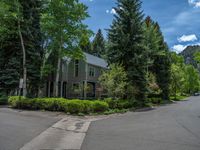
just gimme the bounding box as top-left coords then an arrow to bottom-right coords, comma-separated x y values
42,58 -> 107,98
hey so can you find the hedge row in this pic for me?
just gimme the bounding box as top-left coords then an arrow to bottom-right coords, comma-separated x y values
8,97 -> 108,114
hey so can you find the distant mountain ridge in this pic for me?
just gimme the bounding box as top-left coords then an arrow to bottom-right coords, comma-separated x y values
180,45 -> 200,71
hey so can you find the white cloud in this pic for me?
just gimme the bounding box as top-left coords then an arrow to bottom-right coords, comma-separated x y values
172,42 -> 200,53
178,34 -> 198,42
106,8 -> 116,14
110,9 -> 116,14
106,10 -> 110,13
188,0 -> 200,8
172,44 -> 187,53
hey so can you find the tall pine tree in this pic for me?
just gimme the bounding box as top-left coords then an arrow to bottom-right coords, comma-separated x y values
153,23 -> 171,100
107,0 -> 147,103
0,0 -> 22,95
143,16 -> 171,100
92,29 -> 106,57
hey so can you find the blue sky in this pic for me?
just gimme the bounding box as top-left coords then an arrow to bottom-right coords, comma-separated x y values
80,0 -> 200,53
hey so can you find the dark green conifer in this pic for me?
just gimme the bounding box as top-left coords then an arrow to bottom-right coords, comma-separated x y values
107,0 -> 147,103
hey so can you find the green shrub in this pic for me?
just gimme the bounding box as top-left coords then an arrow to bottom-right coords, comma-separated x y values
8,96 -> 26,108
93,101 -> 108,112
8,97 -> 109,114
64,100 -> 85,114
104,98 -> 133,110
81,100 -> 94,114
0,94 -> 8,105
147,98 -> 162,104
104,109 -> 128,115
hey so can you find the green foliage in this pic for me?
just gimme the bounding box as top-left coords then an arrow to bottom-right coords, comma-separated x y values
147,73 -> 161,95
80,35 -> 93,54
8,96 -> 26,108
64,101 -> 85,114
104,98 -> 133,110
154,51 -> 171,101
8,97 -> 108,114
107,0 -> 148,103
99,64 -> 128,99
143,16 -> 171,101
0,0 -> 43,97
170,52 -> 200,97
93,101 -> 109,112
194,51 -> 200,65
91,29 -> 106,57
41,0 -> 90,97
0,92 -> 8,105
170,64 -> 185,97
184,65 -> 200,94
147,97 -> 162,104
0,0 -> 22,94
103,109 -> 128,115
170,95 -> 188,101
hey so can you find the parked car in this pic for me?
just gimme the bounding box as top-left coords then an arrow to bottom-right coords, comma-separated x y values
193,92 -> 200,96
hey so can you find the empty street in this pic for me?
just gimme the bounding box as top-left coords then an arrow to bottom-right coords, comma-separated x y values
82,96 -> 200,150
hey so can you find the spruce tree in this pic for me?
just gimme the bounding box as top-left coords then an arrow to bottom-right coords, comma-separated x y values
92,29 -> 105,57
153,24 -> 171,100
0,0 -> 22,95
107,0 -> 147,103
143,17 -> 171,100
154,44 -> 171,100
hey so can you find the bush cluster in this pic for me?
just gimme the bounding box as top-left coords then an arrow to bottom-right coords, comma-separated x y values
8,97 -> 108,114
147,98 -> 162,104
104,98 -> 134,110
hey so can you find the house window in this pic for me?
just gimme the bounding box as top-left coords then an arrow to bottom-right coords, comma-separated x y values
74,60 -> 79,77
89,67 -> 95,77
72,83 -> 80,93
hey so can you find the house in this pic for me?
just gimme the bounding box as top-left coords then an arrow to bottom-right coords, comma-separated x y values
43,52 -> 108,99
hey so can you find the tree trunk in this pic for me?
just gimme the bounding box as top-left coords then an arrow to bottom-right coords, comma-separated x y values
54,32 -> 63,97
54,57 -> 61,97
18,20 -> 27,97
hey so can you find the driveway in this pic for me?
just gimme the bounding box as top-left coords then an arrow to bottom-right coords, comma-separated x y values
0,107 -> 62,150
82,96 -> 200,150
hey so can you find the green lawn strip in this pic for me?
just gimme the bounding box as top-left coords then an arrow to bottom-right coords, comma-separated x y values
170,95 -> 189,101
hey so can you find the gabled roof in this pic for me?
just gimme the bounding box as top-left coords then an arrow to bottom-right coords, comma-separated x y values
84,52 -> 108,69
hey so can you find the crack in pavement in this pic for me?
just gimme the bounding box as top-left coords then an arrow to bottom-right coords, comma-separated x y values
51,126 -> 87,133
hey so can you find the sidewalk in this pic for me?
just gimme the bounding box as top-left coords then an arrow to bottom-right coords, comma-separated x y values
20,115 -> 109,150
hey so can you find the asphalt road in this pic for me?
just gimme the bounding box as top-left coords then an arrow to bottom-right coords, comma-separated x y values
0,107 -> 61,150
82,96 -> 200,150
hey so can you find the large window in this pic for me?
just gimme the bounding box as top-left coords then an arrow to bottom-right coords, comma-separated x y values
89,67 -> 95,77
74,60 -> 79,77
